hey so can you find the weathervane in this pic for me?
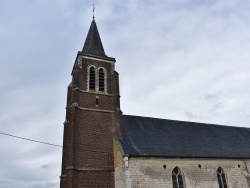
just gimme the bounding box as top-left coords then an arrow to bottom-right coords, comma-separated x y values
93,4 -> 95,19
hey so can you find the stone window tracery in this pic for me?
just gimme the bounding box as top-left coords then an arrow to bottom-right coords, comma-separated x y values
217,167 -> 228,188
172,166 -> 184,188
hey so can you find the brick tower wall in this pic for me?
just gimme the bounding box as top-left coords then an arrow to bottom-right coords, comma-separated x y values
60,54 -> 121,188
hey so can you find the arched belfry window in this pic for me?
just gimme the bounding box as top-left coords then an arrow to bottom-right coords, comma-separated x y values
172,167 -> 184,188
98,68 -> 105,92
89,66 -> 95,90
217,167 -> 228,188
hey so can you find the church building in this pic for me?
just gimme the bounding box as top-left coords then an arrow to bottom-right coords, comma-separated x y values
60,18 -> 250,188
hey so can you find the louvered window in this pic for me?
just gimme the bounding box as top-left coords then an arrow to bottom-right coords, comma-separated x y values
172,167 -> 184,188
99,68 -> 105,92
217,167 -> 228,188
89,67 -> 95,90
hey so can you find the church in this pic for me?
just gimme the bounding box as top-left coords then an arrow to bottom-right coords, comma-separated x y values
60,17 -> 250,188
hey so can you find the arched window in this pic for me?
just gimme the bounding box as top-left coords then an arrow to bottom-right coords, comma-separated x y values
217,167 -> 228,188
89,66 -> 95,90
172,167 -> 184,188
98,68 -> 105,92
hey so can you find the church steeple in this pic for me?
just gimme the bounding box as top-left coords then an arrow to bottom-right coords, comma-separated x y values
82,19 -> 108,58
60,16 -> 121,188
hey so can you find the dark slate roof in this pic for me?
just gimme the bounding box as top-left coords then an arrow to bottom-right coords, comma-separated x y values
120,115 -> 250,158
82,19 -> 108,58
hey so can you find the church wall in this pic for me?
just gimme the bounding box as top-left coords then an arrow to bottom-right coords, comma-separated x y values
245,159 -> 250,172
125,157 -> 250,188
114,138 -> 126,188
245,159 -> 250,185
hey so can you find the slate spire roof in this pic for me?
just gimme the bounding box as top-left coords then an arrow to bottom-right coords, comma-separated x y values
82,18 -> 108,58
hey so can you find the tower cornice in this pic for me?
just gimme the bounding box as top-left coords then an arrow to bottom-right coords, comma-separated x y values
78,51 -> 116,62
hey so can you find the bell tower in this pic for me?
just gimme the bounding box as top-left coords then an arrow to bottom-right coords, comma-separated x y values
60,18 -> 122,188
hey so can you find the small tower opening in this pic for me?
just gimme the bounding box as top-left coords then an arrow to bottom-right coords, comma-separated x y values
96,96 -> 99,106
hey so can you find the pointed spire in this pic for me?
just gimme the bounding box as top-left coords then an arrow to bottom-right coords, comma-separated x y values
82,19 -> 108,58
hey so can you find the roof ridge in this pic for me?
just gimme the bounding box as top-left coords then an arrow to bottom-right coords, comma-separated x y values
122,114 -> 250,129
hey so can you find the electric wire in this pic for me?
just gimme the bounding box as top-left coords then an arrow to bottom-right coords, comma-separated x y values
0,131 -> 110,154
0,131 -> 62,147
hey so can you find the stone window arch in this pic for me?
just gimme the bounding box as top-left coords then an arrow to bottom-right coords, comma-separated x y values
217,167 -> 228,188
89,66 -> 96,91
98,67 -> 106,92
172,166 -> 184,188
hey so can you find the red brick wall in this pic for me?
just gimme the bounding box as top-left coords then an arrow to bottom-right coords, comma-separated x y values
77,91 -> 114,110
73,109 -> 114,168
74,171 -> 114,188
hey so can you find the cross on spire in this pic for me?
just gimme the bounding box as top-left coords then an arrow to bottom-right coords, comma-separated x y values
93,4 -> 95,19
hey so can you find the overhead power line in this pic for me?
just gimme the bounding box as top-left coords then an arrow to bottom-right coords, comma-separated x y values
0,131 -> 62,148
0,131 -> 111,154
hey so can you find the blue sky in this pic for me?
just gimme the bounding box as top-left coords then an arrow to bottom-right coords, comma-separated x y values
1,0 -> 250,187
